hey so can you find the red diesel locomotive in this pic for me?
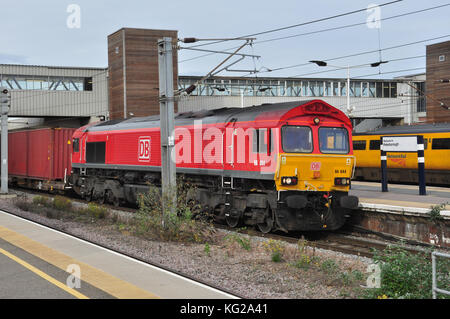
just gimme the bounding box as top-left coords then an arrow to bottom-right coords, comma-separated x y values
69,100 -> 358,232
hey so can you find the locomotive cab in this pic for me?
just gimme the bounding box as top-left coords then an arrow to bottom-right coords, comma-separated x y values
273,102 -> 358,231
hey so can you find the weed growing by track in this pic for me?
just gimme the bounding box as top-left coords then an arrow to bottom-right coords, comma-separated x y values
263,239 -> 285,262
14,195 -> 108,222
134,180 -> 215,243
429,202 -> 448,223
364,245 -> 450,299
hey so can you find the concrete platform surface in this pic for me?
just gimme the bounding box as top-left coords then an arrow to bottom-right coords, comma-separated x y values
0,210 -> 237,299
350,181 -> 450,217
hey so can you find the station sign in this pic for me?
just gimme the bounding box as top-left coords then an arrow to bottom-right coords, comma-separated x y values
380,135 -> 426,196
381,136 -> 418,152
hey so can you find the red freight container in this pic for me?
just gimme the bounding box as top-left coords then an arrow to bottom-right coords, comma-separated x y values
8,127 -> 76,190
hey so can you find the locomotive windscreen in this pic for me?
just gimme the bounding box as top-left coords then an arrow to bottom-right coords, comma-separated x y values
319,127 -> 349,154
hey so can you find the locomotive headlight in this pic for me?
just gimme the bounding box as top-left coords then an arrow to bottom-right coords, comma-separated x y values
313,117 -> 320,125
334,178 -> 350,186
281,176 -> 298,185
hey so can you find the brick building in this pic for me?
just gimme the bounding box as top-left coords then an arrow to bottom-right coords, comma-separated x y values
425,40 -> 450,123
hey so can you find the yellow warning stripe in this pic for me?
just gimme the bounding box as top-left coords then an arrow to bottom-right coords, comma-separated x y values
0,247 -> 89,299
0,225 -> 159,299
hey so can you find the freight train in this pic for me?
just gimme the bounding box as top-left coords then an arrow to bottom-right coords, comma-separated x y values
353,124 -> 450,185
68,100 -> 358,232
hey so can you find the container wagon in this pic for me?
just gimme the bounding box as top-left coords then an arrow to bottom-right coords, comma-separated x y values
8,127 -> 76,192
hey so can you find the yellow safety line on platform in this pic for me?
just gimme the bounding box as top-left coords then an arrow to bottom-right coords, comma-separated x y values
0,225 -> 159,299
0,247 -> 89,299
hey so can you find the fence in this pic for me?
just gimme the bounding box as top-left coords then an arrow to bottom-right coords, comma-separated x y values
432,251 -> 450,299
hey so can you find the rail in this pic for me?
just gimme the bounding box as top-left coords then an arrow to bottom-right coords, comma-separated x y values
432,251 -> 450,299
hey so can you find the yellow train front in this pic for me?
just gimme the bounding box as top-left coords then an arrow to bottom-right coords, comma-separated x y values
269,101 -> 358,232
352,124 -> 450,185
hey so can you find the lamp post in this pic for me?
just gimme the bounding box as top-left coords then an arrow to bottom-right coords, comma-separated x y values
309,60 -> 388,117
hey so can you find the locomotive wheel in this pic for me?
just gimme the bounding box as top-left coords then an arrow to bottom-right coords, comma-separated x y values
84,189 -> 92,202
112,195 -> 120,207
256,208 -> 274,234
98,192 -> 106,205
225,210 -> 241,228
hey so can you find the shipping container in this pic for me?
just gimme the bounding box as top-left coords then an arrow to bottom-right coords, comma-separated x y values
8,127 -> 76,191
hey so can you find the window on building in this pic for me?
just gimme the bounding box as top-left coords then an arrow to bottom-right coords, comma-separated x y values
362,82 -> 368,97
325,82 -> 332,96
340,82 -> 347,96
333,82 -> 339,96
0,74 -> 94,91
84,77 -> 93,91
354,81 -> 361,97
369,82 -> 376,97
416,82 -> 426,112
376,82 -> 383,98
383,82 -> 390,98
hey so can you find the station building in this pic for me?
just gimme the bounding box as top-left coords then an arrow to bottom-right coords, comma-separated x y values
1,64 -> 108,129
2,28 -> 448,132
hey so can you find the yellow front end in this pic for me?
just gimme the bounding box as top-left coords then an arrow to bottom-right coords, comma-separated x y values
275,153 -> 355,192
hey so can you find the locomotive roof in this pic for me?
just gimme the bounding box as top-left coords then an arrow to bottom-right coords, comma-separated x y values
86,100 -> 340,132
353,123 -> 450,136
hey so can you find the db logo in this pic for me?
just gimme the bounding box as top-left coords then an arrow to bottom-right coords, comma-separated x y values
310,162 -> 321,171
138,137 -> 151,161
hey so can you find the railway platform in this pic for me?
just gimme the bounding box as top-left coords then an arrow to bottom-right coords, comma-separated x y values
349,181 -> 450,248
0,210 -> 237,299
350,181 -> 450,211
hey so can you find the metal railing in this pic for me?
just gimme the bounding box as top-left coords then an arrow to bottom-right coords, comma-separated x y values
432,251 -> 450,299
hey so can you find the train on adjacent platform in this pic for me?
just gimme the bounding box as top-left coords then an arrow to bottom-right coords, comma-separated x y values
352,124 -> 450,186
9,100 -> 359,232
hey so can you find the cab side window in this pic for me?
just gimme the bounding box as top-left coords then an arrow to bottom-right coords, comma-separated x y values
73,138 -> 80,153
253,128 -> 274,153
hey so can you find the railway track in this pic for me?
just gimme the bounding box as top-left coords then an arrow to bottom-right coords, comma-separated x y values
217,221 -> 446,259
8,187 -> 445,260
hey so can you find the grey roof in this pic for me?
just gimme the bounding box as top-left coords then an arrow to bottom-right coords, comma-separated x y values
353,123 -> 450,135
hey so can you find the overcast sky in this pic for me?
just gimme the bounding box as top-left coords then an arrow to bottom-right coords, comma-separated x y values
1,0 -> 449,79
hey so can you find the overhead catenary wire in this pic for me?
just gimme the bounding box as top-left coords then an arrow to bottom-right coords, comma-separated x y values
179,3 -> 450,63
182,0 -> 403,50
248,34 -> 450,76
285,55 -> 427,78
